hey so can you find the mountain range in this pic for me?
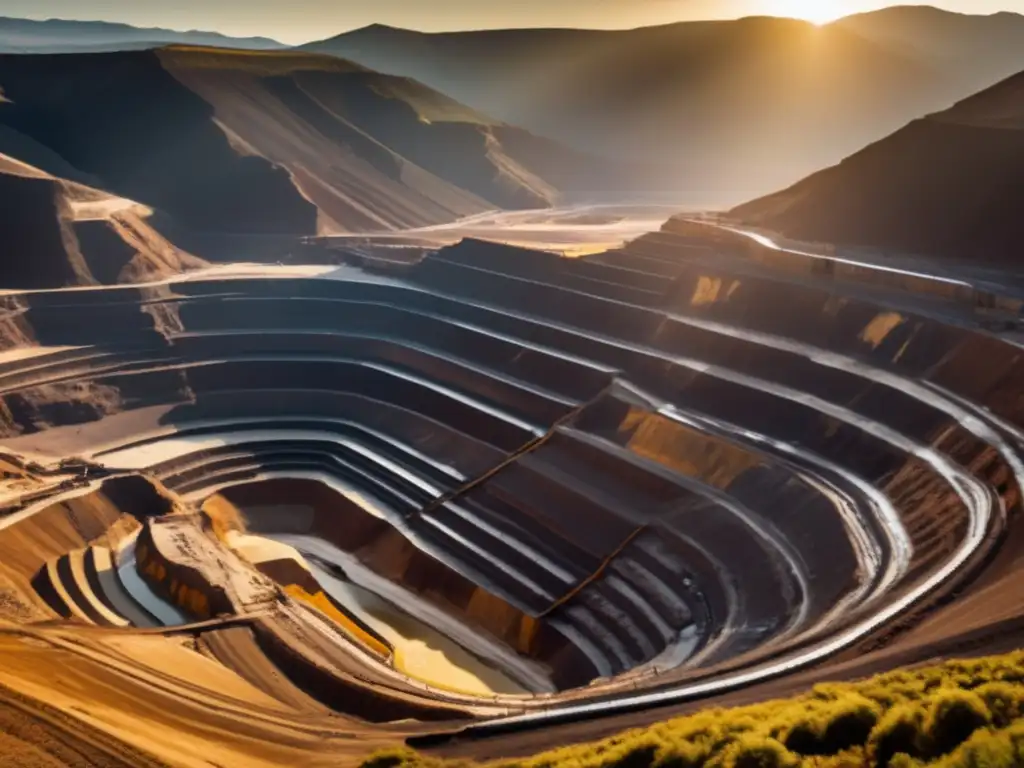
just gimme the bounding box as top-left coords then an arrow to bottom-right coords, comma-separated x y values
2,6 -> 1024,287
306,7 -> 1024,204
0,16 -> 283,53
0,45 -> 611,287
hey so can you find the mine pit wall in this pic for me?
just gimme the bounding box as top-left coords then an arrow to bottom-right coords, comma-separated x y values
135,523 -> 219,620
1,477 -> 161,622
396,242 -> 1016,649
313,336 -> 568,424
178,359 -> 534,453
2,238 -> 1019,678
0,296 -> 38,352
247,617 -> 475,723
152,390 -> 506,482
438,241 -> 1018,468
219,479 -> 603,689
256,557 -> 394,663
135,516 -> 278,621
18,287 -> 175,348
621,233 -> 1023,591
170,288 -> 612,404
659,217 -> 1021,314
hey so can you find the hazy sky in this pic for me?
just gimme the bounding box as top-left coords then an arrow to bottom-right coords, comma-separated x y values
5,0 -> 1024,44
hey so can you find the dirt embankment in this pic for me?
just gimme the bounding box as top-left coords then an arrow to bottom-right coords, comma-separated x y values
0,476 -> 176,623
0,50 -> 318,236
216,479 -> 595,686
731,69 -> 1024,266
0,154 -> 208,289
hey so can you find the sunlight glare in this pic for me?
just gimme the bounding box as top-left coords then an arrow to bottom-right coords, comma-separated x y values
770,0 -> 846,25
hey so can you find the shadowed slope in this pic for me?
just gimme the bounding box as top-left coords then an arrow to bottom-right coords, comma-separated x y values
0,47 -> 599,238
0,153 -> 205,289
731,70 -> 1024,266
0,50 -> 318,235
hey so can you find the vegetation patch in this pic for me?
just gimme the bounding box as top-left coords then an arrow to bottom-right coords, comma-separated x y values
363,650 -> 1024,768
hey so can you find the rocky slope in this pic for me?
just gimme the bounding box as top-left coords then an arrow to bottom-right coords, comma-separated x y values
0,46 -> 601,241
0,152 -> 205,289
730,69 -> 1024,266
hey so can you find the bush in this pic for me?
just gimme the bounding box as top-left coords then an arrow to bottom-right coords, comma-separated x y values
868,704 -> 925,767
606,742 -> 657,768
363,748 -> 431,768
823,695 -> 883,754
715,735 -> 797,768
924,690 -> 991,757
652,737 -> 708,768
933,720 -> 1024,767
888,755 -> 926,768
781,720 -> 821,755
782,695 -> 881,756
360,651 -> 1024,768
973,682 -> 1021,728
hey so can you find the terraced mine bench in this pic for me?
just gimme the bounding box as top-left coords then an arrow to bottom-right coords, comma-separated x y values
0,223 -> 1020,732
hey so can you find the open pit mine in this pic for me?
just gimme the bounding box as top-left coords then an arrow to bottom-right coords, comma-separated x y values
1,218 -> 1023,766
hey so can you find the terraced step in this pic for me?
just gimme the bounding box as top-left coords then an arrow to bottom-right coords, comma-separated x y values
2,233 -> 1018,702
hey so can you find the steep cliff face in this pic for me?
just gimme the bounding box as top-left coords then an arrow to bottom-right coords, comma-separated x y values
731,70 -> 1024,266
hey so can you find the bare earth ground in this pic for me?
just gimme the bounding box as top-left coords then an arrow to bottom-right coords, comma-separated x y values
2,209 -> 1022,766
0,625 -> 398,767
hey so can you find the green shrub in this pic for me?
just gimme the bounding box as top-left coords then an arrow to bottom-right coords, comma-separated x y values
782,695 -> 881,756
868,704 -> 925,767
359,651 -> 1024,768
363,748 -> 431,768
924,690 -> 991,757
714,735 -> 797,768
652,737 -> 708,768
973,682 -> 1021,728
888,755 -> 926,768
605,742 -> 658,768
781,720 -> 820,755
933,720 -> 1024,767
820,696 -> 883,754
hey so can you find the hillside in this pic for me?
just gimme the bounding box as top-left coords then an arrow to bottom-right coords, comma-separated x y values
730,69 -> 1024,267
305,11 -> 1024,204
0,152 -> 206,289
0,16 -> 283,52
836,6 -> 1024,94
0,47 -> 600,238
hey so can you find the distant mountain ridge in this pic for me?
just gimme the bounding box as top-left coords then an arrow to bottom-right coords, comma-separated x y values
0,15 -> 283,52
730,67 -> 1024,267
0,45 -> 616,287
835,6 -> 1024,95
304,7 -> 1024,205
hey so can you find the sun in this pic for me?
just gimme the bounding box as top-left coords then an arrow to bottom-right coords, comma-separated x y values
770,0 -> 846,25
